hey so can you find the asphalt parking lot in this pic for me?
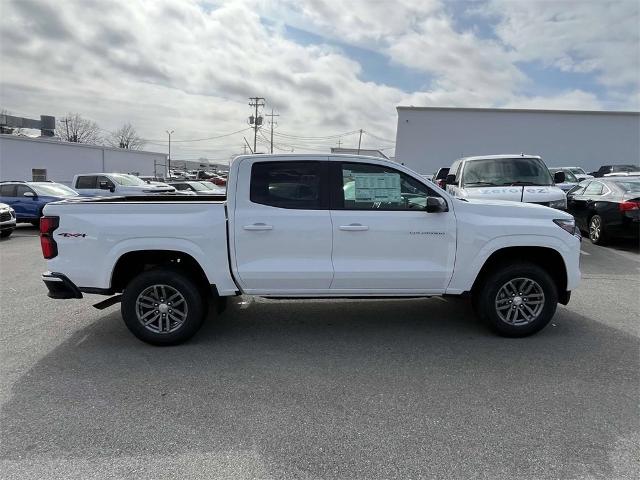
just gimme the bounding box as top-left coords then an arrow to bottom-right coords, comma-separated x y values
0,225 -> 638,480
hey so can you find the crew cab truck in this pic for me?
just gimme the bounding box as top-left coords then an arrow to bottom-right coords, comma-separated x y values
41,154 -> 581,345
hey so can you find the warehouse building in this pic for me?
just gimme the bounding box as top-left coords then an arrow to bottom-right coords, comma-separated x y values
0,135 -> 167,185
394,107 -> 640,175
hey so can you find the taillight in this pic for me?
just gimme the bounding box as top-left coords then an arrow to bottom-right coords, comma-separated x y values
619,201 -> 640,212
40,216 -> 59,259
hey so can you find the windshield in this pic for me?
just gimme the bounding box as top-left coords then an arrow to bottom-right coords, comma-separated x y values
31,183 -> 79,197
462,158 -> 554,187
614,180 -> 640,192
569,167 -> 586,175
111,174 -> 147,186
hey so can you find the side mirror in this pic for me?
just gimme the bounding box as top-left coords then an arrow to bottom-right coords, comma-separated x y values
445,174 -> 457,186
23,191 -> 36,198
425,196 -> 447,213
554,171 -> 566,184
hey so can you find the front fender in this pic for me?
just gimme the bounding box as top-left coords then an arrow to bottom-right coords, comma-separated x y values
446,233 -> 581,294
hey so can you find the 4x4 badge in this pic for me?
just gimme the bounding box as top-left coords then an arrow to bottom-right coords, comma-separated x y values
58,233 -> 87,238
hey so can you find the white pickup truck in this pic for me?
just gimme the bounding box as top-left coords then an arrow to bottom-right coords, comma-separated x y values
41,154 -> 581,345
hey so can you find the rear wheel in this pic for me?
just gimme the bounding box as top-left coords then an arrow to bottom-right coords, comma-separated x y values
474,263 -> 558,337
121,268 -> 206,345
589,215 -> 606,245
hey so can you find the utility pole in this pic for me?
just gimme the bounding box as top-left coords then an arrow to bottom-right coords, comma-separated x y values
248,97 -> 265,153
166,129 -> 174,177
337,139 -> 342,148
265,108 -> 279,154
357,129 -> 363,154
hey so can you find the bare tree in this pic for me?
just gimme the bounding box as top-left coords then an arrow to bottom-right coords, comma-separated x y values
55,113 -> 102,144
107,122 -> 146,150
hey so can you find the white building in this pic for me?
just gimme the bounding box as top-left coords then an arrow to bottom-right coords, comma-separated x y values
0,135 -> 168,185
394,107 -> 640,174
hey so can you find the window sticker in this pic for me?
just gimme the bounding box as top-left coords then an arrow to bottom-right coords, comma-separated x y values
351,172 -> 402,203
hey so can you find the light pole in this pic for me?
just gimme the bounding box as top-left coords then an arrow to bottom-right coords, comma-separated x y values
166,130 -> 174,178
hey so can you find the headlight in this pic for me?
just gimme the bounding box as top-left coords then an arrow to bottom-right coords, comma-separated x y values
554,218 -> 579,237
548,198 -> 567,210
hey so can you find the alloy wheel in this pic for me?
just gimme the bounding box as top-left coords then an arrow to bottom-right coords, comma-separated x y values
135,284 -> 188,334
494,277 -> 545,326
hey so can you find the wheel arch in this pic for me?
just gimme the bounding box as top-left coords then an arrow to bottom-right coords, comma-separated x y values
110,249 -> 212,295
471,246 -> 569,304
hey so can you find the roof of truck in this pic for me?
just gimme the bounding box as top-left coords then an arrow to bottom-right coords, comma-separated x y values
458,154 -> 542,162
232,153 -> 395,163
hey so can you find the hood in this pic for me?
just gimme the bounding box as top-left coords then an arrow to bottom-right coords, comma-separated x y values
458,197 -> 573,220
462,185 -> 565,203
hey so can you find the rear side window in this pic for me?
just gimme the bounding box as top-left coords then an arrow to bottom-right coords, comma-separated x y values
250,161 -> 326,209
0,184 -> 16,197
76,176 -> 97,189
584,182 -> 604,195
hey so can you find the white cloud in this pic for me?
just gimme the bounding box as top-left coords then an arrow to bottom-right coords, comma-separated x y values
0,0 -> 633,162
484,0 -> 640,90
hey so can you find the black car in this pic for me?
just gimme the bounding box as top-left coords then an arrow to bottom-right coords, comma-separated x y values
589,164 -> 638,177
566,177 -> 640,244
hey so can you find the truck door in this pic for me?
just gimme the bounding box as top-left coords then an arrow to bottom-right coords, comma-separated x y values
329,161 -> 456,293
232,159 -> 333,294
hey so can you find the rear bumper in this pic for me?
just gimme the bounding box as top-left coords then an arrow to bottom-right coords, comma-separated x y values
42,272 -> 83,299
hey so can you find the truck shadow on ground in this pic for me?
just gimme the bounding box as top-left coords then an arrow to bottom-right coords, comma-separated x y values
1,297 -> 638,479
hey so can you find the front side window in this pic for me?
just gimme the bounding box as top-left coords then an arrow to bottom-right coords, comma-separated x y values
339,162 -> 434,211
570,167 -> 586,175
16,185 -> 34,196
250,161 -> 324,209
568,181 -> 589,196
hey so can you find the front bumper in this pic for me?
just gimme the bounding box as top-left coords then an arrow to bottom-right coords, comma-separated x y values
42,272 -> 83,299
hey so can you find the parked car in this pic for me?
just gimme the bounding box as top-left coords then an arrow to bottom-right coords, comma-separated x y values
0,202 -> 17,238
566,177 -> 640,244
548,168 -> 579,193
198,181 -> 226,194
167,181 -> 225,196
72,173 -> 176,196
589,165 -> 639,177
560,167 -> 593,182
138,175 -> 167,183
41,154 -> 580,345
603,171 -> 640,177
0,181 -> 79,225
432,167 -> 450,189
446,154 -> 567,209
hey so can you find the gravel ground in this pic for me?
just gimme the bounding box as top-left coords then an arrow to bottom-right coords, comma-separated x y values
1,225 -> 638,479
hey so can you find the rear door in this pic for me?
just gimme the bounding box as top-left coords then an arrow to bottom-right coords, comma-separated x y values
232,158 -> 334,294
74,175 -> 100,196
329,161 -> 456,293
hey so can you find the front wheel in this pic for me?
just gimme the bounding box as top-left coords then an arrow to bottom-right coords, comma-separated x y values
0,229 -> 13,238
474,263 -> 558,337
121,268 -> 206,345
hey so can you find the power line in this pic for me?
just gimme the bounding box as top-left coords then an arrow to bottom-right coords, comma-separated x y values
272,129 -> 360,140
144,127 -> 252,143
363,130 -> 396,144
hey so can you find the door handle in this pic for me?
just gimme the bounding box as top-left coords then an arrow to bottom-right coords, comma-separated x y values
243,223 -> 273,231
339,223 -> 369,231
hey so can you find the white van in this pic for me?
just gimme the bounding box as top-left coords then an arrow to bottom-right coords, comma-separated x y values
72,173 -> 176,196
445,154 -> 567,209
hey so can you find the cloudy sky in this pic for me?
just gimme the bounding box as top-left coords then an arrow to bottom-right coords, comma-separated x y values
1,0 -> 638,162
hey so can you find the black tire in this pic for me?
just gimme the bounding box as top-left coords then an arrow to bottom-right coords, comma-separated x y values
121,268 -> 206,345
588,215 -> 607,245
473,262 -> 558,337
0,229 -> 13,238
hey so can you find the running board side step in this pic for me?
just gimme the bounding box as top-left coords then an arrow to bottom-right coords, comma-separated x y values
93,294 -> 123,310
